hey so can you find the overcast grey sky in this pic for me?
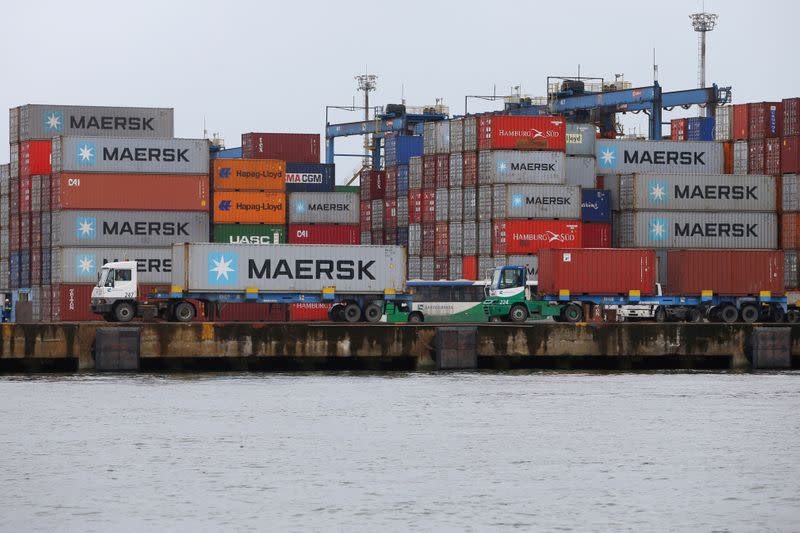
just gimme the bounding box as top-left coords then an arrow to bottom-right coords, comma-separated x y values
1,0 -> 797,179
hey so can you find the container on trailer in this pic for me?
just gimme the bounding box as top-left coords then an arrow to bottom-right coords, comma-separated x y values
619,173 -> 776,212
581,189 -> 611,223
478,115 -> 566,151
582,223 -> 612,247
435,154 -> 450,188
492,219 -> 583,255
463,221 -> 478,255
748,102 -> 782,139
16,104 -> 174,141
686,117 -> 715,141
449,118 -> 464,152
448,188 -> 463,222
463,187 -> 477,221
666,250 -> 783,296
462,151 -> 478,187
287,192 -> 359,224
211,159 -> 285,191
289,302 -> 334,322
671,118 -> 687,141
595,140 -> 723,175
733,104 -> 749,140
384,135 -> 423,167
618,211 -> 777,249
506,254 -> 539,283
449,222 -> 463,256
435,121 -> 450,154
566,123 -> 596,156
565,155 -> 596,188
51,283 -> 165,322
491,184 -> 581,220
51,137 -> 210,174
51,246 -> 173,284
285,163 -> 335,193
733,140 -> 749,175
538,248 -> 657,296
50,210 -> 209,247
213,224 -> 285,244
241,132 -> 320,163
479,150 -> 566,185
215,303 -> 288,322
784,98 -> 800,137
19,140 -> 52,176
449,153 -> 463,188
287,224 -> 360,245
422,156 -> 436,190
397,165 -> 409,195
409,157 -> 422,189
782,137 -> 800,174
463,117 -> 478,151
765,138 -> 781,176
213,192 -> 285,224
715,106 -> 733,141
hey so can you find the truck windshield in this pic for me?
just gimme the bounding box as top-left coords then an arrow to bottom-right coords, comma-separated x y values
98,269 -> 111,287
494,268 -> 523,290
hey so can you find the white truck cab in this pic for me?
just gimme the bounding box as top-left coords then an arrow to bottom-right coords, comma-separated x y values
91,261 -> 140,322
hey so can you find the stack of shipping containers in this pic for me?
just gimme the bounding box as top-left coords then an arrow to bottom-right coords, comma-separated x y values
780,99 -> 800,289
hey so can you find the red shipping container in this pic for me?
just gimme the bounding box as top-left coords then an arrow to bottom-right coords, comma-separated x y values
782,136 -> 800,174
360,200 -> 372,232
671,118 -> 687,141
408,189 -> 422,223
371,228 -> 384,245
216,302 -> 287,322
666,250 -> 784,296
582,223 -> 612,248
434,257 -> 449,280
241,132 -> 320,163
782,213 -> 800,249
421,223 -> 436,251
19,175 -> 31,213
748,102 -> 782,140
723,141 -> 734,174
732,104 -> 750,140
765,138 -> 782,175
365,170 -> 385,200
19,140 -> 51,177
783,98 -> 800,137
748,141 -> 765,174
289,302 -> 334,321
384,198 -> 398,229
478,115 -> 566,151
9,215 -> 20,252
287,224 -> 360,244
462,256 -> 478,280
421,190 -> 436,223
385,166 -> 397,200
30,248 -> 41,286
492,219 -> 583,255
538,248 -> 656,296
435,154 -> 450,188
422,155 -> 437,190
462,151 -> 478,187
434,222 -> 449,256
384,228 -> 397,245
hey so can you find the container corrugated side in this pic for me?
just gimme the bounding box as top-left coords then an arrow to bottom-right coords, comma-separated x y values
715,106 -> 733,141
783,174 -> 800,212
492,220 -> 583,255
52,137 -> 209,174
287,224 -> 360,245
478,150 -> 566,185
213,192 -> 285,224
17,104 -> 173,141
287,192 -> 359,224
51,210 -> 209,247
733,141 -> 749,175
491,184 -> 581,220
213,224 -> 285,244
666,250 -> 783,296
506,254 -> 539,283
212,159 -> 285,191
566,123 -> 596,156
595,140 -> 723,175
565,155 -> 596,188
52,246 -> 173,284
538,248 -> 656,295
241,133 -> 320,163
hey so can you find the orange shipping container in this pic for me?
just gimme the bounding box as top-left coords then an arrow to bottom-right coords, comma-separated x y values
722,141 -> 733,174
213,191 -> 286,223
782,213 -> 800,249
211,159 -> 285,191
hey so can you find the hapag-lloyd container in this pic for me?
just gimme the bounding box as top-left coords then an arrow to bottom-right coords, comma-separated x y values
285,163 -> 335,193
581,189 -> 611,223
287,192 -> 359,224
478,150 -> 566,185
241,133 -> 320,163
666,250 -> 783,296
51,246 -> 173,284
566,123 -> 596,156
51,210 -> 209,247
619,173 -> 776,212
538,248 -> 657,296
478,115 -> 566,151
491,184 -> 581,220
52,137 -> 210,174
16,104 -> 174,141
619,211 -> 777,249
595,140 -> 723,175
506,254 -> 539,283
171,243 -> 407,293
213,191 -> 285,224
287,224 -> 360,245
213,224 -> 285,244
211,159 -> 285,191
582,223 -> 612,247
492,220 -> 583,255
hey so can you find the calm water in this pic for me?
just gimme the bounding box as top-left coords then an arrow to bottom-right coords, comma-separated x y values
1,372 -> 799,532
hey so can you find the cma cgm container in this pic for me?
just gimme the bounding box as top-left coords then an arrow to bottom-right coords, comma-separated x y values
51,137 -> 209,174
619,174 -> 776,212
619,211 -> 777,249
595,140 -> 723,175
478,115 -> 566,151
287,192 -> 359,224
51,246 -> 173,284
213,224 -> 285,244
170,243 -> 406,293
213,192 -> 285,224
15,104 -> 173,141
51,173 -> 209,211
666,250 -> 783,296
478,151 -> 566,185
492,219 -> 582,255
51,210 -> 209,247
285,163 -> 335,192
538,248 -> 657,295
211,159 -> 285,191
491,184 -> 581,219
241,132 -> 320,163
287,224 -> 360,245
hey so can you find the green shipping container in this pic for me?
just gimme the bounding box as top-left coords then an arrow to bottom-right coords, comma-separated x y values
334,185 -> 359,194
212,224 -> 286,244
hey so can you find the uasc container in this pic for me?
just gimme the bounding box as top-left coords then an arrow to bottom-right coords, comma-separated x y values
666,250 -> 783,296
538,248 -> 656,295
213,224 -> 285,244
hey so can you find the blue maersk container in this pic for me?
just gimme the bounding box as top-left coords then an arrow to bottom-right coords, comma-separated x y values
285,163 -> 335,192
397,164 -> 409,195
686,117 -> 715,141
581,189 -> 611,223
385,135 -> 423,167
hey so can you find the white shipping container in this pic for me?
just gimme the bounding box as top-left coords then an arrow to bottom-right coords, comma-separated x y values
566,123 -> 596,156
715,106 -> 733,141
423,123 -> 437,155
51,246 -> 173,284
491,184 -> 581,219
507,254 -> 539,283
783,175 -> 800,212
51,210 -> 210,247
565,155 -> 596,188
596,139 -> 724,175
9,107 -> 19,144
435,121 -> 450,154
449,222 -> 463,255
435,188 -> 449,222
463,221 -> 478,255
733,141 -> 748,175
288,192 -> 359,224
477,185 -> 493,221
478,150 -> 566,185
17,104 -> 174,141
463,187 -> 477,222
463,117 -> 478,151
408,224 -> 421,255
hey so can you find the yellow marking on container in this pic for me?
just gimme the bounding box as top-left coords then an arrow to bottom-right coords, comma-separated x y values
170,286 -> 183,294
559,289 -> 570,297
701,290 -> 714,297
384,288 -> 396,295
760,291 -> 772,298
322,287 -> 335,294
629,289 -> 641,297
245,287 -> 258,294
201,323 -> 214,341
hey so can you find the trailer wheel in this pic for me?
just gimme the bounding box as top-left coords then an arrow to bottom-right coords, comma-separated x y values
788,310 -> 800,324
328,304 -> 345,322
364,303 -> 383,323
771,304 -> 786,323
739,304 -> 759,324
114,302 -> 135,323
408,312 -> 424,323
509,304 -> 529,323
654,306 -> 667,323
686,308 -> 703,323
343,303 -> 362,323
173,301 -> 196,323
718,304 -> 739,324
561,303 -> 584,323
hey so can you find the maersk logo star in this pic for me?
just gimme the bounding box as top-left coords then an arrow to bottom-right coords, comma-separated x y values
44,111 -> 64,132
208,253 -> 238,285
76,255 -> 96,276
511,194 -> 523,207
497,161 -> 509,174
295,202 -> 305,213
648,180 -> 667,203
76,142 -> 96,164
598,146 -> 617,168
75,217 -> 97,239
649,218 -> 668,241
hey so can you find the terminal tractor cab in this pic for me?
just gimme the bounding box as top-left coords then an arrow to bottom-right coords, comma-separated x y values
483,266 -> 583,323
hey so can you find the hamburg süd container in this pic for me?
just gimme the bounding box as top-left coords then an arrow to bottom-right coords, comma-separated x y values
478,115 -> 566,151
538,248 -> 657,296
581,189 -> 612,223
213,224 -> 285,244
618,211 -> 777,249
492,219 -> 583,255
666,250 -> 783,296
15,104 -> 174,141
51,210 -> 210,247
51,246 -> 173,284
566,123 -> 596,156
287,224 -> 360,245
213,191 -> 286,224
211,159 -> 285,191
241,132 -> 320,163
478,150 -> 566,185
51,137 -> 210,174
491,184 -> 581,220
287,192 -> 359,224
170,243 -> 407,294
285,163 -> 335,193
51,173 -> 209,211
619,173 -> 776,212
595,140 -> 724,175
288,302 -> 334,321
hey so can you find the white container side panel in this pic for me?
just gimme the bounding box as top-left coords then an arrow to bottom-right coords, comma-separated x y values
492,184 -> 581,219
618,211 -> 777,249
173,243 -> 407,294
435,188 -> 449,222
449,119 -> 464,153
448,188 -> 463,222
506,254 -> 539,283
565,155 -> 596,188
435,121 -> 450,154
565,124 -> 596,156
715,106 -> 732,141
619,174 -> 777,212
733,141 -> 748,175
463,117 -> 478,152
478,151 -> 566,185
18,105 -> 173,141
51,210 -> 209,247
782,174 -> 799,212
287,192 -> 359,224
52,246 -> 173,284
463,221 -> 478,255
449,153 -> 463,187
596,139 -> 724,175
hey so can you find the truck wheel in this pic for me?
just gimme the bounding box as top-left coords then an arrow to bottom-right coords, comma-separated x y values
114,302 -> 135,323
364,303 -> 383,323
788,310 -> 800,324
686,308 -> 703,323
654,306 -> 667,323
561,304 -> 584,323
408,312 -> 424,323
343,303 -> 362,323
718,305 -> 738,324
739,304 -> 759,324
173,301 -> 196,323
771,305 -> 786,323
509,304 -> 529,323
328,304 -> 345,322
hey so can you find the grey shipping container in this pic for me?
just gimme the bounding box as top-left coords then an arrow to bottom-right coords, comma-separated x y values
397,197 -> 409,227
566,123 -> 596,156
52,136 -> 209,174
733,141 -> 748,175
408,224 -> 421,255
449,222 -> 463,255
423,123 -> 437,155
715,106 -> 732,141
52,246 -> 173,284
449,118 -> 464,152
448,188 -> 463,222
288,192 -> 359,224
171,243 -> 407,293
506,254 -> 539,283
9,107 -> 19,144
785,250 -> 798,290
409,156 -> 422,189
478,150 -> 566,185
421,256 -> 435,280
565,155 -> 596,188
435,188 -> 449,222
463,221 -> 478,255
0,164 -> 8,196
449,152 -> 463,187
478,221 -> 492,255
783,175 -> 800,212
371,200 -> 384,230
360,231 -> 372,245
618,211 -> 777,249
491,184 -> 581,220
0,195 -> 7,226
596,139 -> 724,175
448,256 -> 463,280
477,186 -> 493,221
603,174 -> 621,211
612,212 -> 621,247
463,117 -> 478,151
478,256 -> 506,280
463,187 -> 477,221
31,176 -> 42,212
408,255 -> 422,279
435,121 -> 450,154
619,174 -> 776,212
16,104 -> 173,141
51,210 -> 209,247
